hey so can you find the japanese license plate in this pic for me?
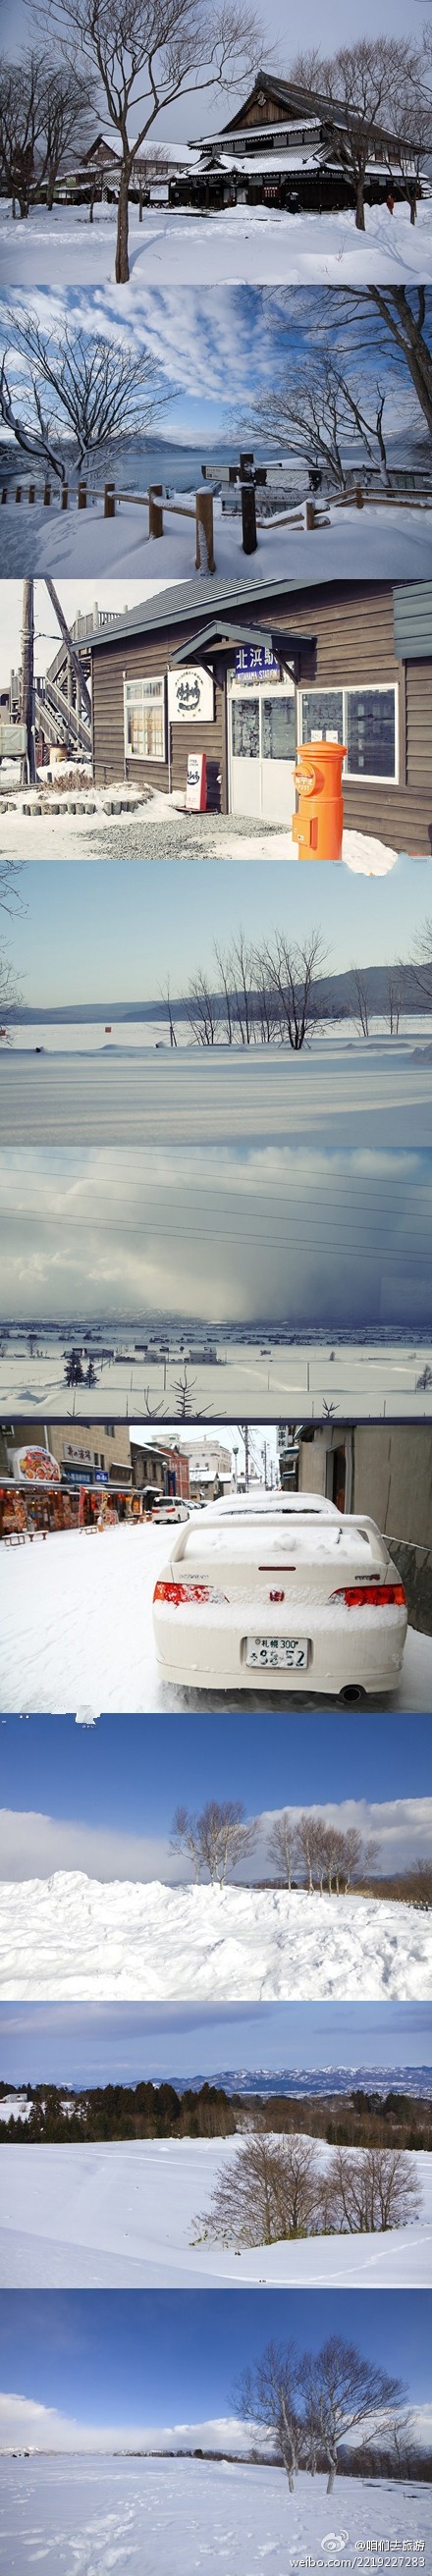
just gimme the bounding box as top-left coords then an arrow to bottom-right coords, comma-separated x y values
245,1637 -> 308,1668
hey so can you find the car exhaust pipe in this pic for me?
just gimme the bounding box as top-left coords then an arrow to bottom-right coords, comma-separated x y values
339,1684 -> 364,1704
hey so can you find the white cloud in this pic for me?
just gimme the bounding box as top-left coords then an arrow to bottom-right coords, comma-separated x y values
0,2392 -> 254,2453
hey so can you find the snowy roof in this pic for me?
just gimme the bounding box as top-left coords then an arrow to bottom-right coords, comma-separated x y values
212,66 -> 410,150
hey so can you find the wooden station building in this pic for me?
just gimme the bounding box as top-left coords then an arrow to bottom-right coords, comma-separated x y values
87,573 -> 432,854
170,70 -> 426,212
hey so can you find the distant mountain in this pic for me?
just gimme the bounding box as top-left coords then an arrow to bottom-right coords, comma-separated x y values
160,2064 -> 432,2099
7,965 -> 432,1027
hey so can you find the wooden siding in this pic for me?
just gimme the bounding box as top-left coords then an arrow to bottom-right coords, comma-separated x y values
91,581 -> 432,851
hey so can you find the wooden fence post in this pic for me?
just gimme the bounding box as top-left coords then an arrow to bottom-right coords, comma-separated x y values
104,483 -> 115,517
43,483 -> 51,507
354,485 -> 364,509
61,486 -> 69,510
195,488 -> 215,572
305,500 -> 316,530
78,482 -> 87,510
148,484 -> 163,537
16,485 -> 22,503
241,484 -> 257,555
28,484 -> 35,504
1,488 -> 7,504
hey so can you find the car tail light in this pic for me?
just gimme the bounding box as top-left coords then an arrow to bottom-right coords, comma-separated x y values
153,1580 -> 227,1606
329,1583 -> 406,1609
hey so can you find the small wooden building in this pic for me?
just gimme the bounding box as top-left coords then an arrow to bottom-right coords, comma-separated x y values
88,573 -> 432,853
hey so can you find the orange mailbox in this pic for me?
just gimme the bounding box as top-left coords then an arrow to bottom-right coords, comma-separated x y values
292,739 -> 347,862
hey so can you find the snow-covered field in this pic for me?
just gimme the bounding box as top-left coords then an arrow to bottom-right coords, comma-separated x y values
1,194 -> 432,285
1,492 -> 431,581
0,1875 -> 430,1999
1,1342 -> 431,1422
0,2454 -> 429,2574
2,1038 -> 432,1152
1,1523 -> 430,1713
0,2134 -> 431,2286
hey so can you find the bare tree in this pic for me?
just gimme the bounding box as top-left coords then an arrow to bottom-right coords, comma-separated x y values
295,1812 -> 328,1892
245,354 -> 393,491
0,954 -> 23,1046
0,54 -> 94,217
267,1811 -> 298,1887
0,310 -> 168,480
306,38 -> 429,231
351,964 -> 372,1037
41,0 -> 260,279
186,970 -> 218,1046
383,967 -> 405,1035
213,940 -> 236,1046
229,928 -> 255,1046
160,978 -> 178,1046
329,288 -> 432,444
170,1798 -> 258,1884
260,932 -> 327,1051
235,2340 -> 304,2490
300,2334 -> 405,2493
410,914 -> 432,1004
326,2143 -> 422,2235
0,864 -> 25,918
171,1362 -> 199,1417
194,2133 -> 322,2249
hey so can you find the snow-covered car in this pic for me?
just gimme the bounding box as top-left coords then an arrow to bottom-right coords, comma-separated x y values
152,1492 -> 407,1697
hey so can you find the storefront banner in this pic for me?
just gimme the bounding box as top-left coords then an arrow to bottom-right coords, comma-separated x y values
236,645 -> 281,681
10,1446 -> 61,1484
168,667 -> 214,723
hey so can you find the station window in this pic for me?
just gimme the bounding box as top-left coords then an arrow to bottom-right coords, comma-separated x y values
124,675 -> 166,761
299,684 -> 398,781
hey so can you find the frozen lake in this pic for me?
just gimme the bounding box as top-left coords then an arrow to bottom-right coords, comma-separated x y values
0,2134 -> 431,2286
1,1522 -> 431,1714
2,1034 -> 432,1150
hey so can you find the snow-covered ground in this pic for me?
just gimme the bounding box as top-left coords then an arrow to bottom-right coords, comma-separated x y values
0,2456 -> 428,2576
2,1037 -> 432,1152
0,1875 -> 430,2000
1,1522 -> 430,1713
1,193 -> 432,285
0,793 -> 405,867
1,1342 -> 431,1422
0,2134 -> 431,2286
1,491 -> 431,581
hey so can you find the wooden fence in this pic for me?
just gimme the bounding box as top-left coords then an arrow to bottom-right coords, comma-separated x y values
0,478 -> 216,568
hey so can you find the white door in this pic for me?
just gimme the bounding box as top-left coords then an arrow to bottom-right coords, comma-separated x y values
229,681 -> 297,823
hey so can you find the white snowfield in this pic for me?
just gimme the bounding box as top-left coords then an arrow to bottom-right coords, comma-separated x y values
1,493 -> 431,582
1,1523 -> 431,1713
1,193 -> 431,285
3,1040 -> 432,1152
0,2455 -> 428,2576
0,799 -> 403,867
1,1345 -> 432,1424
0,2134 -> 431,2288
0,1875 -> 430,2000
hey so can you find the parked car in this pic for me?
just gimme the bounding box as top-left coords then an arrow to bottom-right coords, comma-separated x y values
152,1492 -> 407,1696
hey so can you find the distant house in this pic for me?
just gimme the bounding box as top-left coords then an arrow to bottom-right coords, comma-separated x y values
169,68 -> 427,212
87,573 -> 432,854
47,132 -> 192,202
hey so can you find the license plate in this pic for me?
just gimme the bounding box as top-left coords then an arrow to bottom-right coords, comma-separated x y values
245,1636 -> 308,1669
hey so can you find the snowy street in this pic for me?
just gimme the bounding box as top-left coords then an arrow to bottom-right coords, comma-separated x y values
1,1523 -> 431,1713
0,1875 -> 430,1999
0,2134 -> 431,2286
1,195 -> 432,285
2,1040 -> 432,1151
0,2456 -> 428,2576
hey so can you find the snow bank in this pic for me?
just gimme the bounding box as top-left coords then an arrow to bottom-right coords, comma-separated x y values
1,490 -> 431,581
0,1874 -> 429,1999
0,2455 -> 427,2575
1,1522 -> 431,1714
0,2135 -> 430,2287
2,1039 -> 432,1154
1,193 -> 432,285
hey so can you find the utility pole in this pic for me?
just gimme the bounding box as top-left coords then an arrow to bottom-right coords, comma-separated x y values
21,580 -> 36,783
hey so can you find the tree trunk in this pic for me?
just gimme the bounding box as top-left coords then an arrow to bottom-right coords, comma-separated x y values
410,195 -> 417,227
115,164 -> 131,283
21,578 -> 36,784
355,181 -> 365,232
326,2465 -> 336,2494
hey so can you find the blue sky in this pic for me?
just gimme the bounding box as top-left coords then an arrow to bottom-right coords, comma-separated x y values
0,1999 -> 431,2085
0,2289 -> 428,2430
1,1710 -> 430,1824
6,856 -> 432,1007
0,282 -> 418,448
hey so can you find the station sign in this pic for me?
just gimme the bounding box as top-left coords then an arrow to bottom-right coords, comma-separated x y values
236,645 -> 281,682
168,667 -> 214,723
